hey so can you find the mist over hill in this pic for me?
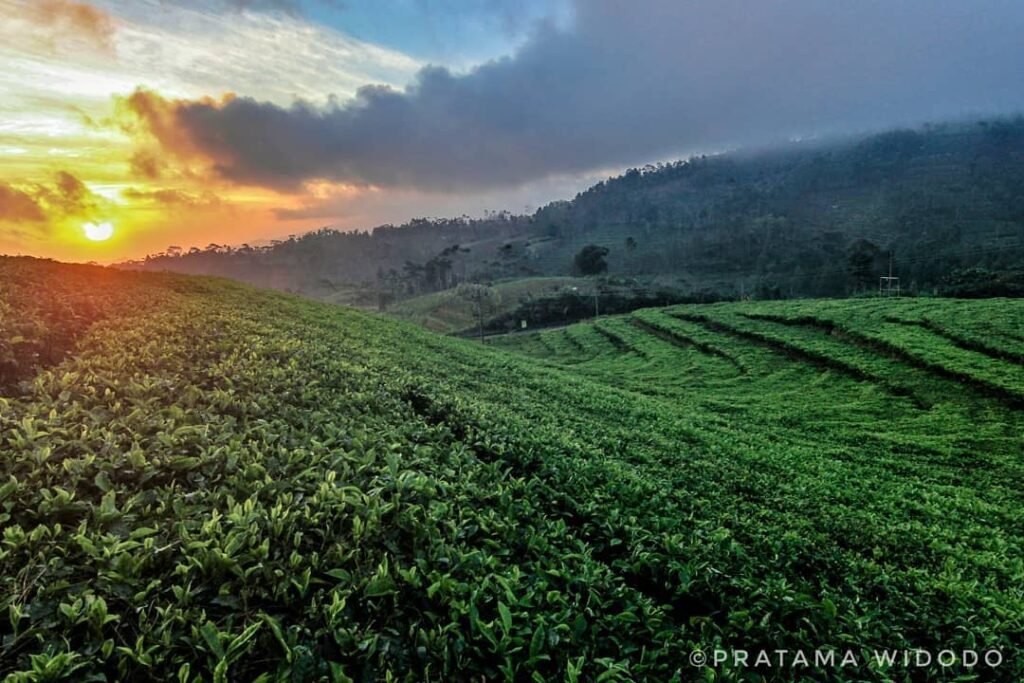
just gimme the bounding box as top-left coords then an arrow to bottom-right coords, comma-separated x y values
125,116 -> 1024,302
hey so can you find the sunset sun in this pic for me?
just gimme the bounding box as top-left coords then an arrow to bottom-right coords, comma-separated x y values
83,221 -> 114,242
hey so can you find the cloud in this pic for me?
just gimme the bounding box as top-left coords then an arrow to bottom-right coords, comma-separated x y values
0,171 -> 104,225
159,0 -> 342,17
38,0 -> 113,44
114,89 -> 233,181
0,0 -> 116,54
47,171 -> 96,214
119,0 -> 1024,194
0,183 -> 46,222
209,0 -> 305,12
269,172 -> 604,231
122,187 -> 222,208
109,6 -> 421,107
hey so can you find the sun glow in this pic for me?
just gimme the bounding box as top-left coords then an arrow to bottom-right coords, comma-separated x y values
83,221 -> 114,241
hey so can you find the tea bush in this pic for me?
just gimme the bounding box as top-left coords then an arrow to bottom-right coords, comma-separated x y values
2,258 -> 1022,681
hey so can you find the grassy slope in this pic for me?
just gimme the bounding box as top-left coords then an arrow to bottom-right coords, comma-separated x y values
2,258 -> 1023,681
387,277 -> 586,334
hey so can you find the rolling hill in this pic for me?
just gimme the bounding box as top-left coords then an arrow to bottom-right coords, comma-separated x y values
387,277 -> 587,334
1,257 -> 1023,681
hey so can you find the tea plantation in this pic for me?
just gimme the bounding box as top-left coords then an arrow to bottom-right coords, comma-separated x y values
1,257 -> 1022,681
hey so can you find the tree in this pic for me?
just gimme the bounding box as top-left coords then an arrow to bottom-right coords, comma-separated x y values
624,237 -> 638,274
494,242 -> 521,277
573,245 -> 610,276
847,239 -> 882,292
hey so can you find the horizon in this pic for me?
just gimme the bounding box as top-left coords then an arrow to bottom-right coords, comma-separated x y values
11,113 -> 1024,269
3,1 -> 1024,263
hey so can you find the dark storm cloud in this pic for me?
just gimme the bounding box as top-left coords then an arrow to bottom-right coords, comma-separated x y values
128,0 -> 1024,191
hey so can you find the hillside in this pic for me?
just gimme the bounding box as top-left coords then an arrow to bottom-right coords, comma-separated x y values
1,257 -> 1023,681
387,276 -> 689,335
126,117 -> 1024,302
388,277 -> 587,334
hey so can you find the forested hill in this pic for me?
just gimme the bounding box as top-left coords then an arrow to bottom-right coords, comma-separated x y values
125,116 -> 1024,300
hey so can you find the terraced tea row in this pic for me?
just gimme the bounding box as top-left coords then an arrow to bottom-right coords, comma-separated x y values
3,259 -> 1022,681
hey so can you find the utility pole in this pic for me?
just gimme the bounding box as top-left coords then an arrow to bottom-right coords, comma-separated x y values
888,251 -> 893,296
878,250 -> 900,297
594,288 -> 599,319
457,283 -> 490,342
476,292 -> 484,343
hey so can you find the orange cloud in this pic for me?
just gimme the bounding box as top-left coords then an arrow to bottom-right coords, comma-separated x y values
11,0 -> 116,54
114,88 -> 237,183
0,183 -> 46,223
128,150 -> 165,180
47,171 -> 94,213
0,171 -> 103,225
122,187 -> 222,208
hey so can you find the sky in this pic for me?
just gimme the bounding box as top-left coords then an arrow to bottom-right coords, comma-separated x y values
1,0 -> 1023,263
